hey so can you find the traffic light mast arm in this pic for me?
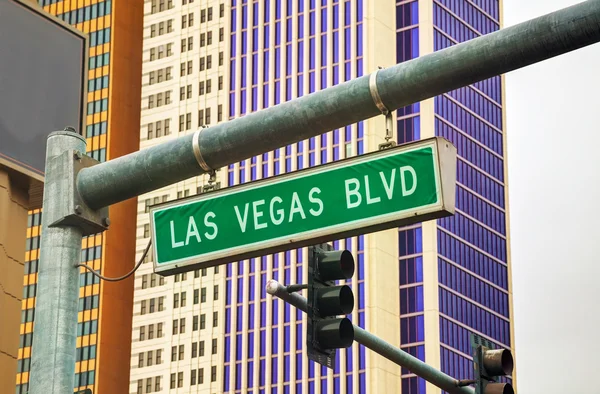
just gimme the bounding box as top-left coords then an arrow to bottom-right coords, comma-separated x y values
77,0 -> 600,210
267,280 -> 475,394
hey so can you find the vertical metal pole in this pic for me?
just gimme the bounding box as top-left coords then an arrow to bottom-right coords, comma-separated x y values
29,130 -> 87,394
266,280 -> 475,394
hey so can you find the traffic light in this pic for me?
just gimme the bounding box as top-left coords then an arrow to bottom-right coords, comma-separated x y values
307,244 -> 355,368
472,335 -> 514,394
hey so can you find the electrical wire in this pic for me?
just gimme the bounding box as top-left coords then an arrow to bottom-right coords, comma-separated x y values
75,240 -> 152,282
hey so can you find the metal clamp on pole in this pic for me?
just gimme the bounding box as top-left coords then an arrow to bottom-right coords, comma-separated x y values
193,126 -> 220,193
369,67 -> 396,151
192,126 -> 214,173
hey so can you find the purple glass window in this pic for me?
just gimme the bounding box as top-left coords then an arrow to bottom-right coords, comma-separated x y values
320,35 -> 327,65
241,89 -> 247,114
263,84 -> 269,107
271,326 -> 279,352
309,38 -> 316,69
242,31 -> 248,55
237,278 -> 244,303
333,65 -> 339,85
275,21 -> 281,45
252,54 -> 258,85
248,360 -> 254,387
344,28 -> 351,59
226,280 -> 232,304
286,44 -> 292,74
260,302 -> 267,327
225,336 -> 231,361
298,41 -> 304,72
248,332 -> 255,358
309,11 -> 316,35
272,300 -> 279,325
284,355 -> 290,381
224,365 -> 230,392
309,72 -> 315,92
236,306 -> 244,331
321,9 -> 327,32
286,0 -> 293,16
333,31 -> 339,63
275,48 -> 281,78
236,333 -> 243,359
264,0 -> 270,22
264,25 -> 270,48
298,75 -> 304,97
298,0 -> 304,12
231,34 -> 237,57
275,0 -> 281,19
286,78 -> 292,101
260,330 -> 266,356
253,28 -> 259,52
271,356 -> 278,384
249,277 -> 256,302
260,360 -> 266,386
309,152 -> 315,166
286,18 -> 293,41
345,61 -> 351,81
241,57 -> 247,87
333,5 -> 339,29
242,5 -> 248,29
253,2 -> 259,24
232,8 -> 237,32
357,24 -> 363,56
263,50 -> 271,82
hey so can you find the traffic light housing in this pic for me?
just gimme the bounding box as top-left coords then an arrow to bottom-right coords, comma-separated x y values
307,244 -> 355,368
472,335 -> 514,394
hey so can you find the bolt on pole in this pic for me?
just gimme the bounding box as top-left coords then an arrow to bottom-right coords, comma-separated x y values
266,280 -> 474,394
77,0 -> 600,210
29,131 -> 87,394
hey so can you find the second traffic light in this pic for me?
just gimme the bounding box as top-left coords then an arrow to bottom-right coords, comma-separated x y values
307,244 -> 355,368
472,334 -> 514,394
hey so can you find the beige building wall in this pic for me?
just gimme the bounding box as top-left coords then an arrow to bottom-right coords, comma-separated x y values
129,0 -> 229,392
363,0 -> 402,392
0,169 -> 28,390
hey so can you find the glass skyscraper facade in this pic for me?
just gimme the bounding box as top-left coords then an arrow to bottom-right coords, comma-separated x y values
225,0 -> 367,392
224,0 -> 512,393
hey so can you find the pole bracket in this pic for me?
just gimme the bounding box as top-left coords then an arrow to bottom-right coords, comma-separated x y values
370,67 -> 397,151
193,126 -> 214,173
47,149 -> 109,235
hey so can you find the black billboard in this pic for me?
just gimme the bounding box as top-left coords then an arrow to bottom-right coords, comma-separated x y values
0,0 -> 87,207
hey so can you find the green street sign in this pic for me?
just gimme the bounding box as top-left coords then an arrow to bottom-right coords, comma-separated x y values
150,137 -> 456,275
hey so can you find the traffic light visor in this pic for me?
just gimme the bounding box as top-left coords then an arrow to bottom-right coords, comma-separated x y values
483,348 -> 514,376
318,250 -> 355,281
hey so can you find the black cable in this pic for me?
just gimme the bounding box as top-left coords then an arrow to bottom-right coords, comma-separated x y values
75,240 -> 152,282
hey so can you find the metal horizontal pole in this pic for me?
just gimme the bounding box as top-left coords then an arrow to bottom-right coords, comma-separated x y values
266,280 -> 474,394
78,0 -> 600,209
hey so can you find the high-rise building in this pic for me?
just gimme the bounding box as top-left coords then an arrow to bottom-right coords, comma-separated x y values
131,0 -> 514,393
16,1 -> 143,393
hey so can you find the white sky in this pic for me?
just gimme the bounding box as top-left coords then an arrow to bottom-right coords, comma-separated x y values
504,0 -> 600,392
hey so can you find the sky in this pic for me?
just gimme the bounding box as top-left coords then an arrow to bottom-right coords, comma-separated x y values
503,0 -> 600,392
